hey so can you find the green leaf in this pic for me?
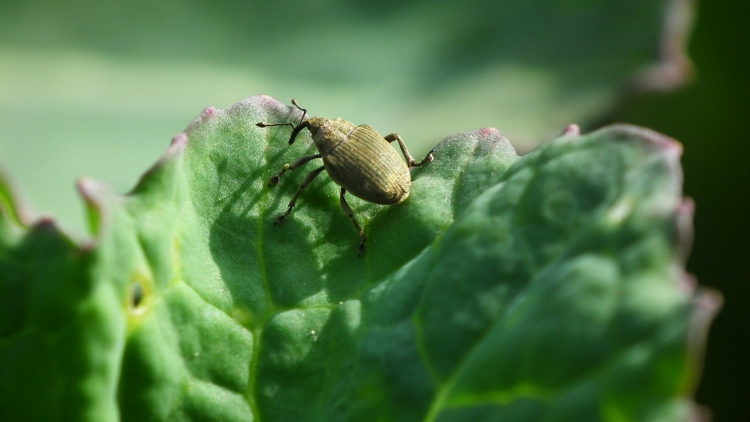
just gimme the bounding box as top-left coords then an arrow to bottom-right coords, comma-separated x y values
0,96 -> 715,421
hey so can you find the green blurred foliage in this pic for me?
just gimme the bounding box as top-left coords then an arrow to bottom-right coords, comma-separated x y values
0,0 -> 682,235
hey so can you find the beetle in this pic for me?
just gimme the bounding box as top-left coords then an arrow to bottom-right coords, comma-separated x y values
256,99 -> 434,256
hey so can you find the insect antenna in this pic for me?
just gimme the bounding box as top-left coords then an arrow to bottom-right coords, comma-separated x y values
255,98 -> 308,130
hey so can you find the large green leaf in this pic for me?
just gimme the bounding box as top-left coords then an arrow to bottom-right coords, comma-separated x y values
0,96 -> 714,421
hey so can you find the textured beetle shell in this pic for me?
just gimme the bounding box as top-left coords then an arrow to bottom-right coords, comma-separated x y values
313,120 -> 411,205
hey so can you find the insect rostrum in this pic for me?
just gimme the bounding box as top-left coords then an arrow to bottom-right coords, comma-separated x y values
256,99 -> 434,256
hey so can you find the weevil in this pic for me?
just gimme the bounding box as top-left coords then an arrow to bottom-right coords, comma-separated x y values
256,99 -> 434,256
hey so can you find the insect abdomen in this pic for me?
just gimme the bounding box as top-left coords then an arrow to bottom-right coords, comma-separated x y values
323,125 -> 410,205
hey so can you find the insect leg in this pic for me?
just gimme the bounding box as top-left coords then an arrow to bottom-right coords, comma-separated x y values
269,153 -> 322,187
384,133 -> 434,168
275,165 -> 325,225
339,188 -> 367,256
290,99 -> 307,123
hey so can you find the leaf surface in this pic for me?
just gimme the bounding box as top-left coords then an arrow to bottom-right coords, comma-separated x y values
0,96 -> 711,421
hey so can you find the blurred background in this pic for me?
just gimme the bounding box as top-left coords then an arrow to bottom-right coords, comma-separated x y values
0,0 -> 746,420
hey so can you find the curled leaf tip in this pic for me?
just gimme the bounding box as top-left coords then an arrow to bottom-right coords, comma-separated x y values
629,0 -> 696,94
479,127 -> 502,137
201,106 -> 216,118
185,106 -> 219,131
76,177 -> 109,203
156,133 -> 188,163
0,166 -> 35,227
686,287 -> 723,392
560,124 -> 580,136
170,132 -> 188,148
33,216 -> 57,228
693,289 -> 723,322
606,124 -> 683,153
676,197 -> 695,263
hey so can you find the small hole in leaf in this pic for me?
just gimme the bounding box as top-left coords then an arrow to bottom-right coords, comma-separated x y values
130,282 -> 144,310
